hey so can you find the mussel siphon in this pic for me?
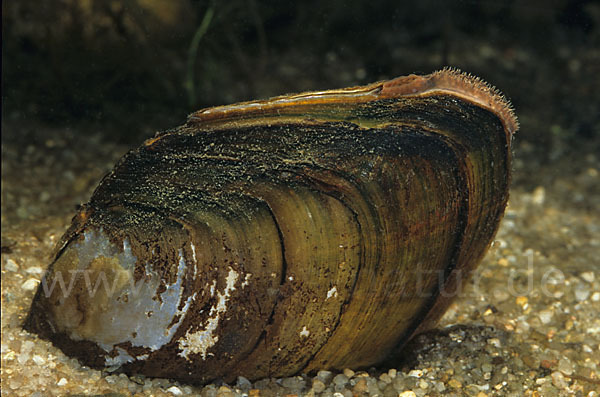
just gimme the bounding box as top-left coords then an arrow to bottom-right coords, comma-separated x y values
25,68 -> 517,384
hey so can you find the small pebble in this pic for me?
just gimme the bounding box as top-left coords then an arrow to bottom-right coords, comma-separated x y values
25,266 -> 43,274
9,377 -> 22,389
367,378 -> 382,395
434,381 -> 446,392
539,383 -> 559,395
541,359 -> 557,369
399,391 -> 416,397
21,340 -> 35,353
21,278 -> 39,291
332,373 -> 349,387
551,371 -> 568,389
32,355 -> 46,365
535,377 -> 547,385
382,383 -> 397,397
312,379 -> 326,393
379,373 -> 392,384
516,320 -> 530,333
531,186 -> 545,204
217,385 -> 234,397
17,352 -> 30,365
236,376 -> 252,389
281,376 -> 305,390
353,378 -> 368,394
5,259 -> 19,272
57,378 -> 68,386
167,386 -> 183,395
407,369 -> 423,378
538,309 -> 553,324
392,376 -> 406,390
317,370 -> 333,383
557,357 -> 573,375
343,368 -> 355,378
497,257 -> 509,266
515,296 -> 528,308
580,271 -> 594,283
574,285 -> 590,301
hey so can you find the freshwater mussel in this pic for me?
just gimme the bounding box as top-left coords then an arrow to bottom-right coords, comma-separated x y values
25,68 -> 517,384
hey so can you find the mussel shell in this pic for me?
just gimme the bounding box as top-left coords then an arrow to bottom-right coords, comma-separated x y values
25,68 -> 516,384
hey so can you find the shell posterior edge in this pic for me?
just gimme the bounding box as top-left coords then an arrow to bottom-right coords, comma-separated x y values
379,67 -> 519,136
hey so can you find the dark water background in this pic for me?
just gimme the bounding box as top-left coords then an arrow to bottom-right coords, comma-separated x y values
3,0 -> 599,176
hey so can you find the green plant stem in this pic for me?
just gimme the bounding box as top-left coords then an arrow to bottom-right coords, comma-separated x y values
186,6 -> 214,108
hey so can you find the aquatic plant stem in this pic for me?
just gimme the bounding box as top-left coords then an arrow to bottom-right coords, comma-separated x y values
186,6 -> 214,108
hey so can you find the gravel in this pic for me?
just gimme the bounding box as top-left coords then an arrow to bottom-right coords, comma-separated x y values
2,119 -> 599,397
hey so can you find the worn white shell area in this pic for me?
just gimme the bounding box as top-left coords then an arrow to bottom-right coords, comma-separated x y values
46,228 -> 192,366
177,267 -> 241,360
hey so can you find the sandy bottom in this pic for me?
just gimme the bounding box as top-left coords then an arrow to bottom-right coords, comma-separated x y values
1,122 -> 599,396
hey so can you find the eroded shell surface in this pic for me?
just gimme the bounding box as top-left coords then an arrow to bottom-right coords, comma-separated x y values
25,68 -> 517,384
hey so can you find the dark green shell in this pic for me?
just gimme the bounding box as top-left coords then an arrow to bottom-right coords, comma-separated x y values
25,68 -> 516,384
